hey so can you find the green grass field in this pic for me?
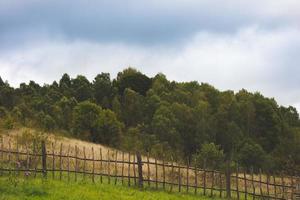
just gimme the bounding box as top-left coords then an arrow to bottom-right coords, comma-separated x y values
0,176 -> 220,200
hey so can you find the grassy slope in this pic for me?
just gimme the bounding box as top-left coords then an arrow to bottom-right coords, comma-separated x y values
0,176 -> 220,200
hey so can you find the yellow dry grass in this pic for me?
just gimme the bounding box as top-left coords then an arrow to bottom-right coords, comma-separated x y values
0,128 -> 298,199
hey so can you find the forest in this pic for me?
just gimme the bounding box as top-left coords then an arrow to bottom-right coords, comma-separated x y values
0,68 -> 299,174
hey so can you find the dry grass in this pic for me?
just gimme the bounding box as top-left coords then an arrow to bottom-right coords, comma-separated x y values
0,128 -> 299,199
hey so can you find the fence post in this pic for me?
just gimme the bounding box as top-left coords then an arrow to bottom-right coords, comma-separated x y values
59,143 -> 63,181
114,150 -> 118,185
41,141 -> 47,178
203,160 -> 207,195
244,169 -> 248,200
225,160 -> 231,199
51,143 -> 55,179
136,152 -> 143,188
291,174 -> 294,200
147,152 -> 150,187
0,136 -> 3,176
121,151 -> 124,185
92,147 -> 95,183
236,164 -> 240,200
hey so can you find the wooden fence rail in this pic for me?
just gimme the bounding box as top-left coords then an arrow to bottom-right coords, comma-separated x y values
0,138 -> 299,200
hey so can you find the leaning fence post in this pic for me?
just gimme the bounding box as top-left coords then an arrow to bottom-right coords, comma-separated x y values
41,141 -> 47,178
225,160 -> 231,199
136,152 -> 143,188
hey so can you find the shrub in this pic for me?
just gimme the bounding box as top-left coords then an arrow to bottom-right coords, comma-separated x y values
193,143 -> 225,169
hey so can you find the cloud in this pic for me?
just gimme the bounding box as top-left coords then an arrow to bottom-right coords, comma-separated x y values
1,26 -> 300,111
0,0 -> 300,111
0,0 -> 300,48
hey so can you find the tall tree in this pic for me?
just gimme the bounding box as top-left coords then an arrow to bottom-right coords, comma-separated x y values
122,88 -> 145,126
115,68 -> 152,95
93,73 -> 112,108
71,75 -> 93,102
72,101 -> 102,139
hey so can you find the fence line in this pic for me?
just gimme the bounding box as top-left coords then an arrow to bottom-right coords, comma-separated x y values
0,138 -> 299,200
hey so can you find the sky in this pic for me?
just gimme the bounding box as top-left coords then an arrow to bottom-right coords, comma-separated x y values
0,0 -> 300,110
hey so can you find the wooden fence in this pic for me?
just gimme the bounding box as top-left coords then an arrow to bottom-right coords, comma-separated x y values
0,138 -> 299,200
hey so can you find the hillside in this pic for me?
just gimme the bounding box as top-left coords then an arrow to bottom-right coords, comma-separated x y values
1,127 -> 298,200
0,68 -> 299,174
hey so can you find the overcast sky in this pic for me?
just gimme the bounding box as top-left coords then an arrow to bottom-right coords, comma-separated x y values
0,0 -> 300,110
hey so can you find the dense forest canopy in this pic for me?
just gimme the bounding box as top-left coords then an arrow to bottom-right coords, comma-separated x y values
0,68 -> 299,173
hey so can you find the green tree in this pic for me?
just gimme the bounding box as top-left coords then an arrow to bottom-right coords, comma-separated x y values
115,68 -> 152,95
170,102 -> 198,159
252,94 -> 281,152
0,83 -> 15,109
0,107 -> 7,118
151,104 -> 181,154
193,143 -> 224,169
150,73 -> 171,96
112,96 -> 122,120
42,114 -> 56,131
56,97 -> 77,130
122,88 -> 145,126
92,109 -> 123,146
122,126 -> 143,152
59,73 -> 73,97
71,75 -> 93,102
93,73 -> 112,108
0,76 -> 4,86
72,101 -> 102,139
238,140 -> 266,171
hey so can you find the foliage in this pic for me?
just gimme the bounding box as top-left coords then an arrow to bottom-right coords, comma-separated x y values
237,140 -> 266,170
193,143 -> 225,169
3,116 -> 14,129
115,67 -> 152,95
72,101 -> 123,146
93,109 -> 123,146
0,68 -> 299,173
72,101 -> 102,139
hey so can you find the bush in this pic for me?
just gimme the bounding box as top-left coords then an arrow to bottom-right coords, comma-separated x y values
3,116 -> 14,129
42,115 -> 56,131
238,141 -> 266,171
193,143 -> 224,169
0,107 -> 7,118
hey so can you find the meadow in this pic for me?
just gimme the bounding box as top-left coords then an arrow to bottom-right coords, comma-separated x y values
0,176 -> 220,200
0,128 -> 297,200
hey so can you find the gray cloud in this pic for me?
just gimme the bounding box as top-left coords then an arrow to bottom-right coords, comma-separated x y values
1,0 -> 299,48
0,0 -> 300,111
1,26 -> 300,110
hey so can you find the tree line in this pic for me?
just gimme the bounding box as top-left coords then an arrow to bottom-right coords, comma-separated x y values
0,68 -> 299,173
